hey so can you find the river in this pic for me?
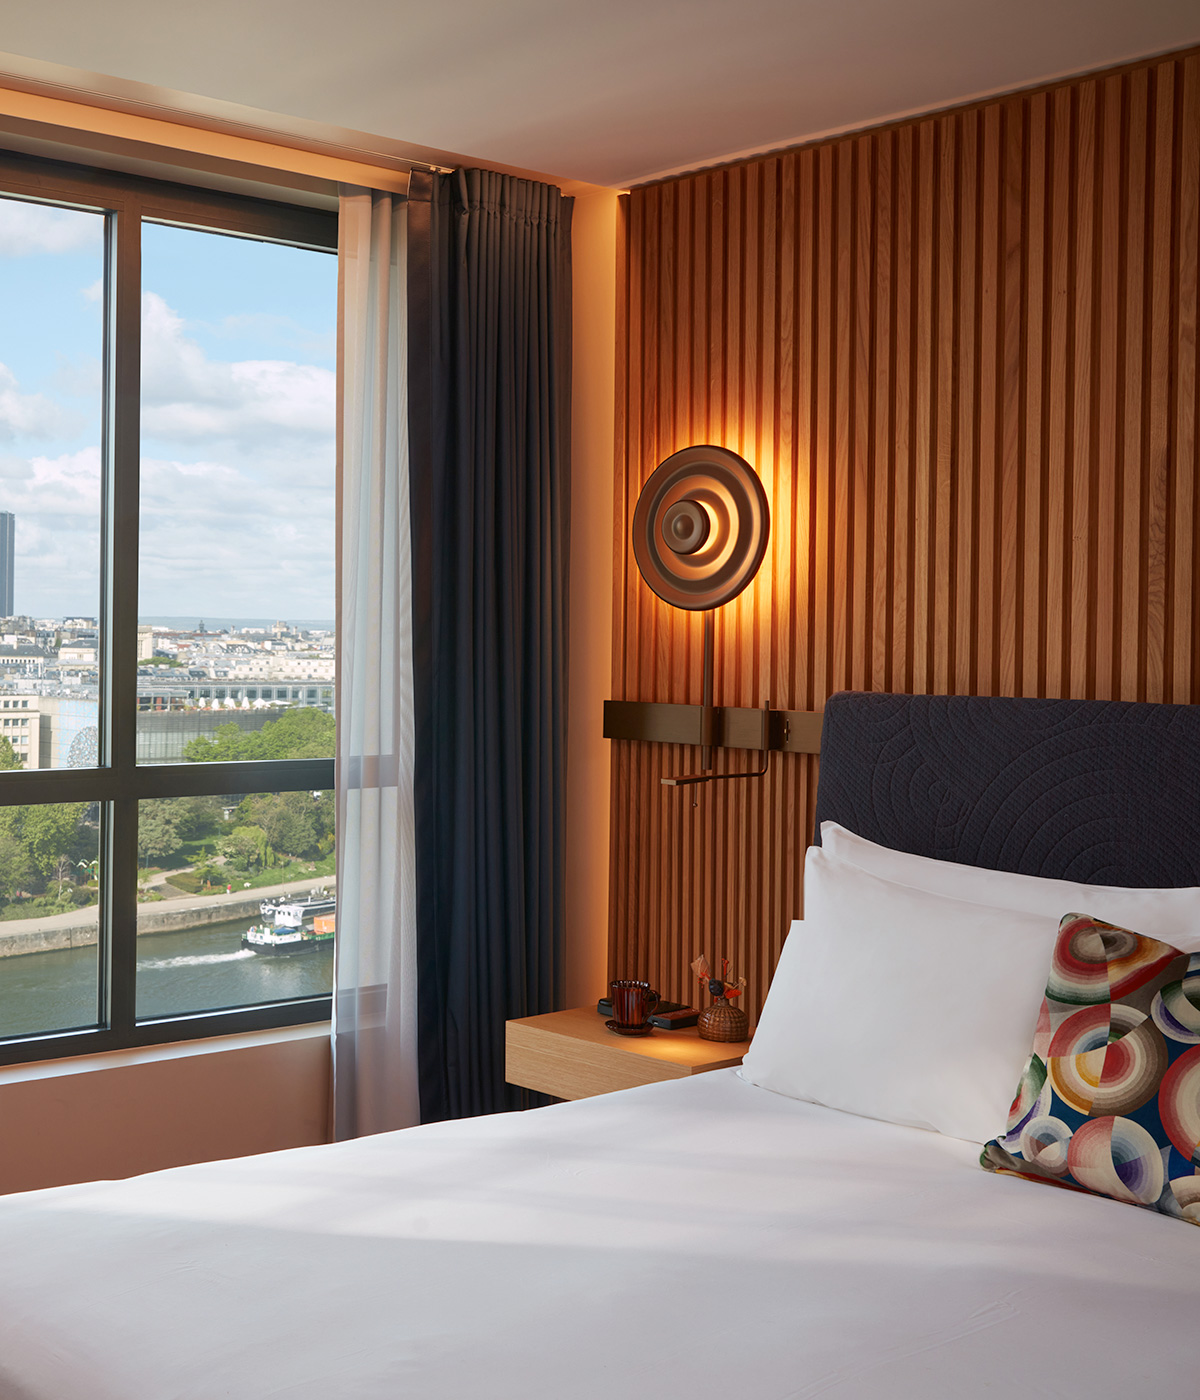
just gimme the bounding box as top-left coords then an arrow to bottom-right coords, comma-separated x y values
0,915 -> 333,1040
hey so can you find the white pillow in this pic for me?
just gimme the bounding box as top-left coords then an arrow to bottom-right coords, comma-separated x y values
740,848 -> 1059,1143
821,821 -> 1200,952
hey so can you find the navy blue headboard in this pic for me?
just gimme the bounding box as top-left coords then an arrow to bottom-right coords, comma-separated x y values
812,692 -> 1200,888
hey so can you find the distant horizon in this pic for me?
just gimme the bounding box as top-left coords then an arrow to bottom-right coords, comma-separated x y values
2,614 -> 335,630
139,616 -> 335,631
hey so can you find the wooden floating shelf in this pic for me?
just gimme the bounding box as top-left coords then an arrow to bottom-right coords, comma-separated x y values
603,700 -> 823,755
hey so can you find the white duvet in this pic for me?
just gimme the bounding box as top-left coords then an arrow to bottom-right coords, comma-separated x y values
0,1070 -> 1194,1399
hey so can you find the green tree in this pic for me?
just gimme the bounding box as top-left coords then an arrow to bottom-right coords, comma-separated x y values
182,708 -> 334,764
312,789 -> 334,843
173,795 -> 223,842
137,803 -> 183,865
0,829 -> 33,902
0,736 -> 23,771
236,792 -> 318,858
19,804 -> 88,879
138,796 -> 222,860
193,860 -> 223,890
221,824 -> 272,871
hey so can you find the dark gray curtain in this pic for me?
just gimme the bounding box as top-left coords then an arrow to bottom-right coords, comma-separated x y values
406,168 -> 572,1121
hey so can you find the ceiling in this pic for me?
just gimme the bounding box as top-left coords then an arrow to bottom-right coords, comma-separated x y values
1,0 -> 1198,188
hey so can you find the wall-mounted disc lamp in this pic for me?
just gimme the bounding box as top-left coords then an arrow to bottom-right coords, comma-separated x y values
631,445 -> 770,788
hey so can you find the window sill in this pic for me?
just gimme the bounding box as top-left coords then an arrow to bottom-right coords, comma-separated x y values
0,1019 -> 330,1086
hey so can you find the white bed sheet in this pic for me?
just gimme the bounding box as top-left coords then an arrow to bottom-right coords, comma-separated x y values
0,1070 -> 1194,1400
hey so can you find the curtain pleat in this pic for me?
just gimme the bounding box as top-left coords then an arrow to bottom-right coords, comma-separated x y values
332,188 -> 419,1138
407,169 -> 572,1122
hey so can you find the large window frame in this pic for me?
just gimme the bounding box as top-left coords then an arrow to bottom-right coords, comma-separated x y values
0,151 -> 337,1067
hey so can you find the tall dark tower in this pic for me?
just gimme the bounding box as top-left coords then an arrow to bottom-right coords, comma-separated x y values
0,513 -> 12,618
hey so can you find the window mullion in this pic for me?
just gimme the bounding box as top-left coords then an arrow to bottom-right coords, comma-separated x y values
104,200 -> 142,1035
105,798 -> 138,1032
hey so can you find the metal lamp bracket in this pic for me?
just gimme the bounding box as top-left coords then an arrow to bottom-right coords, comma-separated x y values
602,697 -> 823,765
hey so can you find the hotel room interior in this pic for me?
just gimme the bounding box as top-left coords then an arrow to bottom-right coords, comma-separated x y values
0,2 -> 1199,1395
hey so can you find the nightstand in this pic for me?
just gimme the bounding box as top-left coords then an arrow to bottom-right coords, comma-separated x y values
505,1006 -> 752,1100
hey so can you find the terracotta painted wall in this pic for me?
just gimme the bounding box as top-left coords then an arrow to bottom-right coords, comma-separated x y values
0,1026 -> 331,1195
610,47 -> 1200,1017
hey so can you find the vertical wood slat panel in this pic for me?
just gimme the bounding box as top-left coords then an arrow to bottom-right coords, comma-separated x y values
610,49 -> 1200,1019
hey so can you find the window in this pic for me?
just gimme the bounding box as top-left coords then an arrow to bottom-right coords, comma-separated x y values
0,152 -> 337,1064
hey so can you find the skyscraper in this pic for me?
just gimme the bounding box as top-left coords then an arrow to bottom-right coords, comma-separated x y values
0,513 -> 12,618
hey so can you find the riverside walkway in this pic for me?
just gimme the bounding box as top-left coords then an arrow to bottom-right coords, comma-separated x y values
0,875 -> 337,958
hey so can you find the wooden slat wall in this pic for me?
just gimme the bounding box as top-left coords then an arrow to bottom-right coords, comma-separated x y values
610,49 -> 1200,1018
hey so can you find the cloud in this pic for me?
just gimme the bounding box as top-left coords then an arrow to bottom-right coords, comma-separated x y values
2,446 -> 101,519
0,289 -> 334,618
0,200 -> 102,257
139,454 -> 333,616
0,444 -> 332,618
0,454 -> 32,482
0,447 -> 102,616
0,363 -> 82,442
140,293 -> 336,448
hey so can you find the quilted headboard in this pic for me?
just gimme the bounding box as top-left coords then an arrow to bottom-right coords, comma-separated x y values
813,692 -> 1200,888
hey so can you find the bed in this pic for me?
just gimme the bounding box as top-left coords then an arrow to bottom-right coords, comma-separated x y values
0,691 -> 1197,1399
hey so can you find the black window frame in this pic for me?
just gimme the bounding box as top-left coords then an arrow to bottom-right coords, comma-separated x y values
0,150 -> 337,1067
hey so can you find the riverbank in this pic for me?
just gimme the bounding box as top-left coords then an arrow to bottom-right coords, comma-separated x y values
0,876 -> 337,958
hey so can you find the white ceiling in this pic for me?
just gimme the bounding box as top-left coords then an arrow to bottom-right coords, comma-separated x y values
1,0 -> 1198,188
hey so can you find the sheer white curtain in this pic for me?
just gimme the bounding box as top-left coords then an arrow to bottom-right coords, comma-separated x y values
333,187 -> 418,1138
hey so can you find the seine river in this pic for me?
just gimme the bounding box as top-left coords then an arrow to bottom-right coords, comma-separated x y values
0,916 -> 333,1040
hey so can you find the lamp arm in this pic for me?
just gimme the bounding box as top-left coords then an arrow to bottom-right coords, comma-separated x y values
662,705 -> 772,787
660,751 -> 770,787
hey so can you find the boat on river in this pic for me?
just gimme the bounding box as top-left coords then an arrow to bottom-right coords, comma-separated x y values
259,889 -> 335,928
242,913 -> 335,956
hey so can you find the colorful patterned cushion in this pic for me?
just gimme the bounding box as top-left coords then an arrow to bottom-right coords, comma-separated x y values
981,914 -> 1200,1225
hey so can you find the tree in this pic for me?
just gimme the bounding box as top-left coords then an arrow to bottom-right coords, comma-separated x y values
0,805 -> 90,901
236,792 -> 318,858
182,708 -> 335,763
0,829 -> 33,903
221,824 -> 272,871
137,804 -> 183,865
0,736 -> 22,771
138,796 -> 222,858
173,795 -> 223,842
193,860 -> 222,889
19,804 -> 88,879
251,708 -> 334,760
312,789 -> 335,848
51,854 -> 74,902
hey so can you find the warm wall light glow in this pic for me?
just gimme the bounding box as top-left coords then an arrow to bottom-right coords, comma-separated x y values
632,445 -> 769,612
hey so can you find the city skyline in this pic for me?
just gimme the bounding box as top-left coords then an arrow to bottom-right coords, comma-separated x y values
1,613 -> 337,631
0,611 -> 336,770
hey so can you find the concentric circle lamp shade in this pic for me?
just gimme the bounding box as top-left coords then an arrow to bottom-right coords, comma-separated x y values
632,446 -> 770,611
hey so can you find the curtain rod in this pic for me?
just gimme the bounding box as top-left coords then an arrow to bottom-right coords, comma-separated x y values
0,68 -> 455,177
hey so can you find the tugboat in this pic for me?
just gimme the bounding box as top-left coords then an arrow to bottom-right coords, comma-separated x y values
242,913 -> 335,956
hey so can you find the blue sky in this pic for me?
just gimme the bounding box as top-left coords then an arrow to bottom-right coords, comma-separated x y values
0,197 -> 336,622
141,223 -> 335,370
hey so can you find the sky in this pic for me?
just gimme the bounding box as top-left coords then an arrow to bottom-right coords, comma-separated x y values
0,195 -> 337,622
